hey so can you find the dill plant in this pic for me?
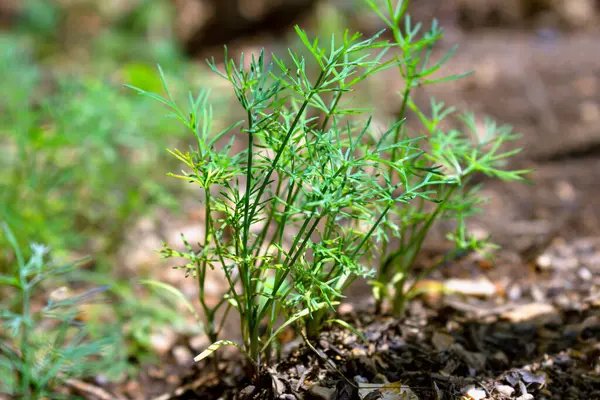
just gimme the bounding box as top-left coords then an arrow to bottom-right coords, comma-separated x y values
0,224 -> 117,399
130,25 -> 444,371
132,0 -> 530,374
365,0 -> 530,315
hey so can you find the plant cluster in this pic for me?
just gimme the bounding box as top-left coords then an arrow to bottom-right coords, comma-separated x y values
0,36 -> 186,270
364,0 -> 529,315
0,2 -> 216,383
132,0 -> 528,374
0,224 -> 118,399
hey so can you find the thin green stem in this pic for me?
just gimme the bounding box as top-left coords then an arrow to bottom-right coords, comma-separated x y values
286,216 -> 323,272
312,212 -> 337,270
257,214 -> 324,322
198,189 -> 213,337
320,88 -> 344,132
212,229 -> 241,313
215,303 -> 233,338
20,285 -> 31,397
251,171 -> 283,256
389,82 -> 412,167
392,184 -> 456,314
351,204 -> 392,259
243,110 -> 254,256
271,180 -> 302,265
240,108 -> 258,360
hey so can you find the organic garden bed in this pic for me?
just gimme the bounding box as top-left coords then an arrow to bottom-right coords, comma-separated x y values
63,236 -> 599,400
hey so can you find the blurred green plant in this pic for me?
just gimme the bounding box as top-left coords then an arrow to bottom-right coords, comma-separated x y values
365,0 -> 530,315
0,223 -> 119,399
0,0 -> 245,383
0,37 -> 205,380
93,0 -> 182,69
17,0 -> 60,44
0,37 -> 187,270
13,0 -> 181,67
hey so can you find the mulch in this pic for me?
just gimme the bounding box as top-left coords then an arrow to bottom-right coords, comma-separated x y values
79,236 -> 600,400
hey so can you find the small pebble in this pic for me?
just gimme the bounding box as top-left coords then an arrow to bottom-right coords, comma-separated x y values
508,284 -> 523,301
150,331 -> 177,355
338,303 -> 354,315
94,375 -> 108,385
578,267 -> 592,281
495,384 -> 515,396
173,345 -> 193,365
536,254 -> 552,269
516,394 -> 534,400
465,386 -> 486,400
377,342 -> 389,352
555,181 -> 576,202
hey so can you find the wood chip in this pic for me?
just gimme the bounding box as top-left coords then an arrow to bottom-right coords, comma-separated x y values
516,394 -> 534,400
444,278 -> 497,297
495,384 -> 515,396
501,303 -> 557,323
64,378 -> 126,400
432,332 -> 455,352
464,385 -> 486,400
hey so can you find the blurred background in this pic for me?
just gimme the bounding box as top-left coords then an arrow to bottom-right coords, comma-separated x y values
1,0 -> 600,389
